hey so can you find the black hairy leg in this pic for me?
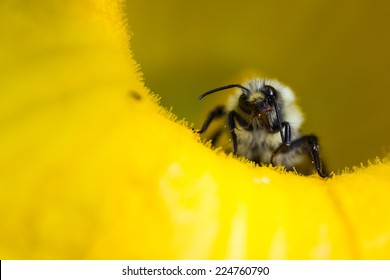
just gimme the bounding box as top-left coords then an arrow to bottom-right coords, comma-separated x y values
281,122 -> 291,145
269,121 -> 292,145
271,134 -> 330,178
198,105 -> 225,133
227,110 -> 253,154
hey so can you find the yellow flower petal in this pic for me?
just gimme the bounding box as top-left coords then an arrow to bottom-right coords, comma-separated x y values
0,0 -> 389,259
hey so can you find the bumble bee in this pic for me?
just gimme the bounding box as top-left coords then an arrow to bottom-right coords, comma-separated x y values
197,77 -> 330,178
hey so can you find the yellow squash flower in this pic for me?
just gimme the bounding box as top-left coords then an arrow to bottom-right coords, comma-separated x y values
0,0 -> 389,259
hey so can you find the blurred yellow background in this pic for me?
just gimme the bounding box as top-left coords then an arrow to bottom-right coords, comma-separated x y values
127,0 -> 390,172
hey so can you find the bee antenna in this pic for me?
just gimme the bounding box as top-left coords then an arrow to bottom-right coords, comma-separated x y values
198,84 -> 250,100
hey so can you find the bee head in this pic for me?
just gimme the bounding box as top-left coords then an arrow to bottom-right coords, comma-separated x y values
198,82 -> 280,118
238,85 -> 277,118
198,80 -> 284,131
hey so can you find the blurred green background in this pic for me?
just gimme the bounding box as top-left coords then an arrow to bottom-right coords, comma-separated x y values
127,0 -> 390,172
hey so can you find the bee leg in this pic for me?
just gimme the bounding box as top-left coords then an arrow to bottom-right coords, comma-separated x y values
198,105 -> 225,133
271,135 -> 331,178
281,121 -> 291,145
271,122 -> 291,165
227,111 -> 253,155
199,107 -> 251,153
227,111 -> 238,154
304,135 -> 331,178
270,121 -> 292,163
271,121 -> 291,144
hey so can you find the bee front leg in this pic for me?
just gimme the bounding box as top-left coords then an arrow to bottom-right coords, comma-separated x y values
271,134 -> 330,178
227,111 -> 239,154
270,121 -> 292,163
305,135 -> 331,178
227,111 -> 253,155
282,122 -> 291,145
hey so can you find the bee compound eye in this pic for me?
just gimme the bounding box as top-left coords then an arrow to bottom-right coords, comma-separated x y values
262,85 -> 275,96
